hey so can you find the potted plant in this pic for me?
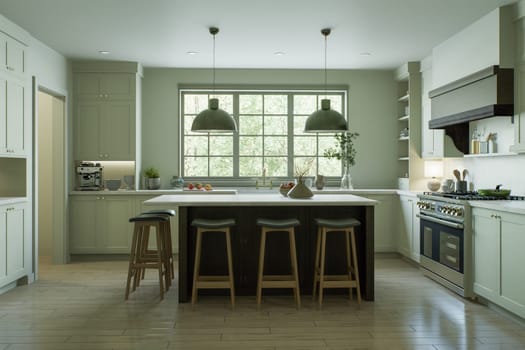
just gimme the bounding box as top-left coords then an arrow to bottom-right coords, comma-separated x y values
144,167 -> 161,190
287,158 -> 314,199
324,132 -> 359,189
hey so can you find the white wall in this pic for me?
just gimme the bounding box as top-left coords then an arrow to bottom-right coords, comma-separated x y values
142,68 -> 398,189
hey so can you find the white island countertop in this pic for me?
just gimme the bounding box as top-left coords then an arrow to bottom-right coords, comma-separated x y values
144,193 -> 378,207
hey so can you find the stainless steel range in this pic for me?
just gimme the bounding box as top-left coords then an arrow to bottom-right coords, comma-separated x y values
416,192 -> 525,298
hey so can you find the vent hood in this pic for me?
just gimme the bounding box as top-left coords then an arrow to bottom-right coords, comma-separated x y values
428,65 -> 514,154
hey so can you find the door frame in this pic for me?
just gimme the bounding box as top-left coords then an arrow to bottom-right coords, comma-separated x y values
32,76 -> 69,278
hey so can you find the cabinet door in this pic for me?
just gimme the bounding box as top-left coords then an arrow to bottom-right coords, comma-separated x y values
101,196 -> 134,252
74,74 -> 102,99
101,74 -> 135,100
6,205 -> 25,277
70,196 -> 99,253
411,204 -> 420,262
0,77 -> 6,153
0,207 -> 7,281
99,102 -> 134,160
74,101 -> 101,160
398,196 -> 413,258
472,208 -> 500,300
500,212 -> 525,318
5,36 -> 25,77
0,32 -> 6,70
6,79 -> 25,155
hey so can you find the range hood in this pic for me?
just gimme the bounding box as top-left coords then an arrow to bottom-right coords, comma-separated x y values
428,66 -> 514,154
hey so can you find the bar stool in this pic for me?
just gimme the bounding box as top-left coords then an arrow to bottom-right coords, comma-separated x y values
191,218 -> 236,307
125,214 -> 170,300
256,218 -> 301,308
312,218 -> 361,306
141,209 -> 176,281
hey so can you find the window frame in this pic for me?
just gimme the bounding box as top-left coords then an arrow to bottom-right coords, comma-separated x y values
179,87 -> 348,186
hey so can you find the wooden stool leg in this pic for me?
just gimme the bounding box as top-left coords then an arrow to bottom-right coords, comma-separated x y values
312,227 -> 321,300
160,224 -> 170,292
288,227 -> 300,309
133,224 -> 147,291
256,228 -> 267,307
345,229 -> 353,301
191,229 -> 203,305
225,228 -> 235,309
318,228 -> 327,306
166,221 -> 175,280
125,223 -> 139,300
155,225 -> 165,300
350,229 -> 361,304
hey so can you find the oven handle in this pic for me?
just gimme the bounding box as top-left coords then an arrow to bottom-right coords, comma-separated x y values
417,213 -> 464,229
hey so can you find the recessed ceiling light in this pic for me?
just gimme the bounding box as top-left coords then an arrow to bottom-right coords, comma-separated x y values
360,52 -> 371,56
98,50 -> 111,55
186,51 -> 199,55
274,51 -> 286,56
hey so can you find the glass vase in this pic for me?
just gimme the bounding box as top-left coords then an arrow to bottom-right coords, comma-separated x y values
340,162 -> 353,189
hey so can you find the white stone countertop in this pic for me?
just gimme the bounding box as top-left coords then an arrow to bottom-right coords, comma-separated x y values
469,200 -> 525,215
143,193 -> 378,207
69,188 -> 401,196
0,197 -> 28,205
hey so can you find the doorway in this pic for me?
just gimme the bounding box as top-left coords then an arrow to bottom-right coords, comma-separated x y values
36,89 -> 66,266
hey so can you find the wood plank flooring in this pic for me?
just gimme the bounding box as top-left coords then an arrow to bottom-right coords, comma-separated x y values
0,256 -> 524,349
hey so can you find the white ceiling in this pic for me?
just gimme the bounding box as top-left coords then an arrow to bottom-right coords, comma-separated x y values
0,0 -> 518,69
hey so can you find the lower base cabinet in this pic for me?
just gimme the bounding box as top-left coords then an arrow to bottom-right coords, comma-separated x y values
70,195 -> 134,254
472,207 -> 525,319
398,194 -> 420,262
0,202 -> 28,288
361,194 -> 395,252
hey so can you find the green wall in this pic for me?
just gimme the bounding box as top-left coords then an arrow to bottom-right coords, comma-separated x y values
141,68 -> 398,189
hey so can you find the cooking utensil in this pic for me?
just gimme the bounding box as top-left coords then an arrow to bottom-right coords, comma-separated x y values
478,185 -> 511,197
453,169 -> 461,181
462,169 -> 469,181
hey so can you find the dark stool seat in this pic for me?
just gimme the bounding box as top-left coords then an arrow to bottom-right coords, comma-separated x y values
256,218 -> 301,308
142,209 -> 176,217
313,217 -> 362,306
191,218 -> 236,308
125,214 -> 171,300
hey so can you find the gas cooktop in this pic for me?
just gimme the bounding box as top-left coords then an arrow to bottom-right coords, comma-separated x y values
423,192 -> 525,201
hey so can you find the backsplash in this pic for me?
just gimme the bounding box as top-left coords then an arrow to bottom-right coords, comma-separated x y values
444,154 -> 525,195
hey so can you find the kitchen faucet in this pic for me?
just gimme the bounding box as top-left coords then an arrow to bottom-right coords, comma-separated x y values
255,168 -> 273,189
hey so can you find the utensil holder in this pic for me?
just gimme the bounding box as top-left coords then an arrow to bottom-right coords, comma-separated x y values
455,180 -> 467,193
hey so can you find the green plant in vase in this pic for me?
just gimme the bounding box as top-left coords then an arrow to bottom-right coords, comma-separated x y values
324,132 -> 359,189
144,167 -> 161,190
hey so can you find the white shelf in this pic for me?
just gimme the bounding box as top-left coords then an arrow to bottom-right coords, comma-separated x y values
398,115 -> 409,121
398,157 -> 409,161
398,136 -> 409,141
398,94 -> 409,102
464,152 -> 517,158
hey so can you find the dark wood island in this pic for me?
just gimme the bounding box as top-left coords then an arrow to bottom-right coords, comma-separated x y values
144,193 -> 377,302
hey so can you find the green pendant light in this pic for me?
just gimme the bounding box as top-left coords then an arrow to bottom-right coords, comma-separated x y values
191,27 -> 237,133
304,28 -> 348,133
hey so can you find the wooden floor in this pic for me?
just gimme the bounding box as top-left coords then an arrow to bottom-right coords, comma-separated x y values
0,256 -> 524,350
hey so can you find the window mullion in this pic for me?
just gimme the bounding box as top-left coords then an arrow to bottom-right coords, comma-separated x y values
287,92 -> 294,178
233,93 -> 239,177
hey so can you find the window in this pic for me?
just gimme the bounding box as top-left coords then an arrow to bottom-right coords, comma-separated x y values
181,89 -> 346,180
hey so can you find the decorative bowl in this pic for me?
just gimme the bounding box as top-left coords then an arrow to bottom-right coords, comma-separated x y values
279,187 -> 290,197
105,179 -> 121,191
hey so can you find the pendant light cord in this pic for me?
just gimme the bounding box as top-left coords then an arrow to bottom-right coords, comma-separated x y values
324,32 -> 327,98
212,31 -> 216,95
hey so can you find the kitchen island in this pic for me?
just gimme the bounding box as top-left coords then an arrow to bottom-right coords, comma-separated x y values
144,193 -> 377,302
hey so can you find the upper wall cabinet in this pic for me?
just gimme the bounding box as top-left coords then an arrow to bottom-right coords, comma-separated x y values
0,32 -> 26,79
74,73 -> 136,101
511,11 -> 525,153
73,61 -> 142,161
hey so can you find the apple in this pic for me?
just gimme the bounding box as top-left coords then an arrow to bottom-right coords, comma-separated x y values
196,183 -> 203,190
205,184 -> 212,191
188,183 -> 194,190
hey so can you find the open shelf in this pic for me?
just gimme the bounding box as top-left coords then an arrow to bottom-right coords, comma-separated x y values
398,94 -> 409,102
398,136 -> 409,141
463,152 -> 517,158
398,115 -> 409,121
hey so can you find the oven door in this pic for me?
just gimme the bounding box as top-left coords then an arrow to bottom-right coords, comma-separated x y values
419,213 -> 464,273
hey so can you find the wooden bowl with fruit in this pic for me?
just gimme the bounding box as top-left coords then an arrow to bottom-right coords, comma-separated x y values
279,182 -> 295,197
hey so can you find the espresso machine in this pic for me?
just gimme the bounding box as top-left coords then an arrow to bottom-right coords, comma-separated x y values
76,162 -> 103,190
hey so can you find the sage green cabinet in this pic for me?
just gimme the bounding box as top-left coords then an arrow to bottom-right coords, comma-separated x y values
398,194 -> 420,262
472,207 -> 525,319
0,65 -> 27,157
0,202 -> 27,288
73,64 -> 141,161
74,100 -> 135,160
74,73 -> 135,101
70,195 -> 134,253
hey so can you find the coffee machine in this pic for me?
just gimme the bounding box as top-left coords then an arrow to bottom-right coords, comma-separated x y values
76,162 -> 103,190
